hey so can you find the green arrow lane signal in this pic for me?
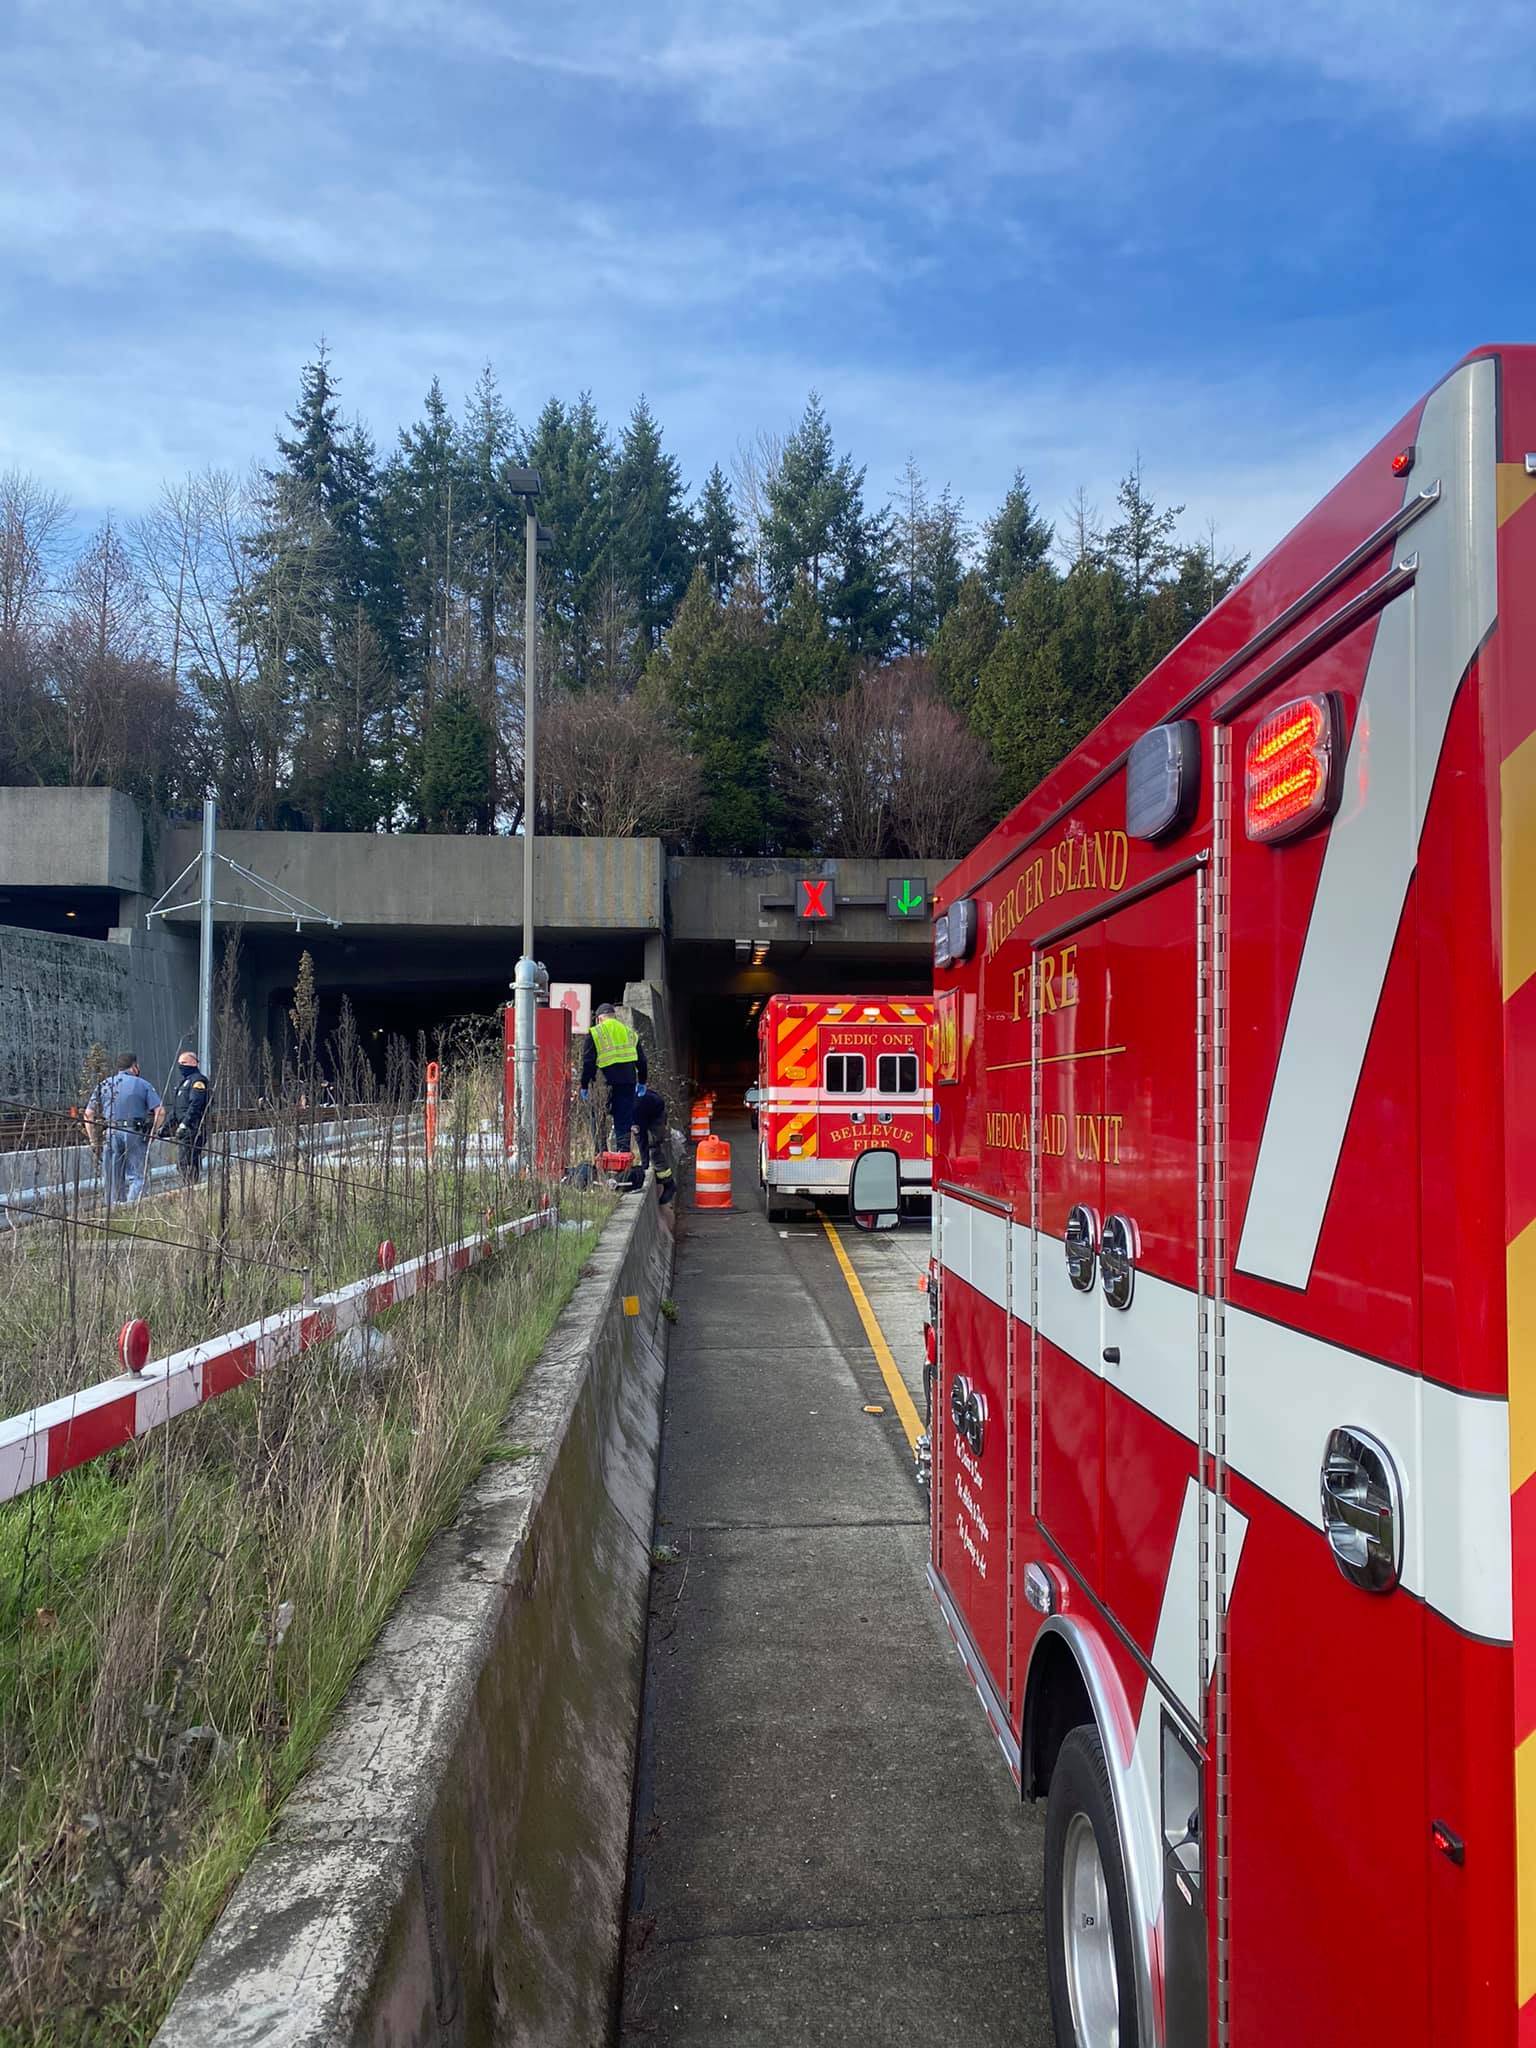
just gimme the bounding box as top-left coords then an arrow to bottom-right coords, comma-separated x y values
897,881 -> 923,914
887,876 -> 927,919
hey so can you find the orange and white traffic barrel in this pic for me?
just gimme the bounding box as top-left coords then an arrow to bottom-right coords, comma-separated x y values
690,1097 -> 712,1143
694,1135 -> 732,1209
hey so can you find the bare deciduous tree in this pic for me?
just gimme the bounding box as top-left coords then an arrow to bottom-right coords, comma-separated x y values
49,520 -> 182,797
539,686 -> 700,839
730,428 -> 784,598
0,469 -> 69,640
773,657 -> 998,859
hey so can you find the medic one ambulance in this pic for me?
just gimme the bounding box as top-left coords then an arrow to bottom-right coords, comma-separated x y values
756,993 -> 934,1218
919,349 -> 1536,2046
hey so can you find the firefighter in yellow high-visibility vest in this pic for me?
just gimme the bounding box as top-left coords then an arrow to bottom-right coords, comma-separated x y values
580,1003 -> 648,1152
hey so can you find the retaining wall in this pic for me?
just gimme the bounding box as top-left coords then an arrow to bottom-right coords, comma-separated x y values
0,923 -> 134,1105
154,1188 -> 673,2048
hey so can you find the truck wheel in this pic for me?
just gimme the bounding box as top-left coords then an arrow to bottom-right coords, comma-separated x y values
1044,1725 -> 1140,2048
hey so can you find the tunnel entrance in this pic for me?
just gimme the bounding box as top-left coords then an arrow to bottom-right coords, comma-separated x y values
228,927 -> 649,1086
672,937 -> 931,1110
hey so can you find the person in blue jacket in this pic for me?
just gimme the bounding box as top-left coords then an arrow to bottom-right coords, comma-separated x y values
84,1053 -> 165,1204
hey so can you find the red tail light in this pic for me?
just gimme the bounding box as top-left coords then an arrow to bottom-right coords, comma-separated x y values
1244,693 -> 1341,844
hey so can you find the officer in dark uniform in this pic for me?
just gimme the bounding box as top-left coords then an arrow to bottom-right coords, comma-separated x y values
165,1048 -> 211,1186
630,1083 -> 676,1206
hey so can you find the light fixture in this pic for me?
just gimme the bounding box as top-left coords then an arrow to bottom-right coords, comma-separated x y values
1126,721 -> 1200,841
1244,694 -> 1342,844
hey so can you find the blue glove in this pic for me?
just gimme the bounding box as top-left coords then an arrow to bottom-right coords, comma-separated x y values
635,1084 -> 646,1098
579,1087 -> 589,1101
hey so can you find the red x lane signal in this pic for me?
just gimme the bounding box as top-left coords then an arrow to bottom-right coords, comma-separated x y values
798,876 -> 835,920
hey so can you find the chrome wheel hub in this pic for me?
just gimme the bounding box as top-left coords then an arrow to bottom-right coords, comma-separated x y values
1061,1810 -> 1119,2046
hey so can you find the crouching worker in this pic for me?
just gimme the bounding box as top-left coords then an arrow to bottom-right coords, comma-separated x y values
632,1083 -> 676,1206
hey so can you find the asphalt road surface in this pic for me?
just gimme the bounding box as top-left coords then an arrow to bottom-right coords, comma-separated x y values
620,1123 -> 1052,2046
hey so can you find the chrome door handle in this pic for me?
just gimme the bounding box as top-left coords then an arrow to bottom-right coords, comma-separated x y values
1320,1427 -> 1403,1593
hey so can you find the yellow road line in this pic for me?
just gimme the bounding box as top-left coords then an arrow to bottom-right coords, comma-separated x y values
819,1216 -> 924,1451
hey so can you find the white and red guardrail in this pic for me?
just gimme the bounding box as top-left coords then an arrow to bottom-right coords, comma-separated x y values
0,1203 -> 555,1504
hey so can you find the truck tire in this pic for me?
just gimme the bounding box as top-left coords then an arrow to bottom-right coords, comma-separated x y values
1044,1724 -> 1141,2048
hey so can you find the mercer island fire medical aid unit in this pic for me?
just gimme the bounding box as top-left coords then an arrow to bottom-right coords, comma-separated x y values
904,347 -> 1536,2048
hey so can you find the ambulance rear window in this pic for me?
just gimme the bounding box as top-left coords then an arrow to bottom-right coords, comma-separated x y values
825,1054 -> 866,1093
876,1053 -> 919,1094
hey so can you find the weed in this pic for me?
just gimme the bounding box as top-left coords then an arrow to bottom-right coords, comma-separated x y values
0,1044 -> 614,2046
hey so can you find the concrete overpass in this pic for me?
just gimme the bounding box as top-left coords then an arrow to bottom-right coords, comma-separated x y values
0,788 -> 952,1095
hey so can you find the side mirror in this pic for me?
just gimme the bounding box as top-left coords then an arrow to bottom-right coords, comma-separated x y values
849,1147 -> 901,1231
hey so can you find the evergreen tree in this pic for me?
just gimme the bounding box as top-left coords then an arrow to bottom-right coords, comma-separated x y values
774,573 -> 849,711
646,568 -> 774,851
243,346 -> 391,829
461,365 -> 519,819
611,396 -> 691,651
524,392 -> 616,684
420,685 -> 493,832
892,461 -> 968,652
983,471 -> 1054,601
1104,459 -> 1184,601
382,376 -> 460,728
969,559 -> 1134,808
830,491 -> 899,660
691,464 -> 742,601
930,569 -> 1001,712
763,394 -> 896,654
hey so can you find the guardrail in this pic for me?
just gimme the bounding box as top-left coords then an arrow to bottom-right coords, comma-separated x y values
0,1112 -> 412,1217
0,1202 -> 554,1503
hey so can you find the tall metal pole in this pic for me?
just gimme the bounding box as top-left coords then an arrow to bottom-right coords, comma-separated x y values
198,797 -> 216,1070
523,506 -> 537,959
513,507 -> 539,1171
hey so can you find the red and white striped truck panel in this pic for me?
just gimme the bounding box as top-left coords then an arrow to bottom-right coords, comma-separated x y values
759,995 -> 934,1201
929,347 -> 1536,2045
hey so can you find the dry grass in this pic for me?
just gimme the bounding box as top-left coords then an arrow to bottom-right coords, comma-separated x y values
0,1046 -> 614,2046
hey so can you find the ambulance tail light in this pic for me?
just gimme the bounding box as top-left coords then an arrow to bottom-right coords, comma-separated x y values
1244,693 -> 1342,844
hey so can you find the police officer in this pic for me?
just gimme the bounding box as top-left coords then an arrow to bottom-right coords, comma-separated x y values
579,1003 -> 647,1153
165,1048 -> 211,1186
84,1052 -> 165,1205
631,1082 -> 676,1206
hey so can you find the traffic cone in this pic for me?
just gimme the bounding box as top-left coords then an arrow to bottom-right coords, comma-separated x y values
694,1134 -> 732,1210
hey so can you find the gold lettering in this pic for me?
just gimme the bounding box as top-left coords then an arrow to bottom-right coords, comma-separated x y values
1070,1113 -> 1126,1164
1059,942 -> 1079,1009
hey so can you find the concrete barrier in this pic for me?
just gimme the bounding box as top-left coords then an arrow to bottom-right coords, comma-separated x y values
154,1189 -> 673,2048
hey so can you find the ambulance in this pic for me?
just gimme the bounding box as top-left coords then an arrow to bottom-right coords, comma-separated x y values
756,993 -> 934,1219
879,348 -> 1536,2046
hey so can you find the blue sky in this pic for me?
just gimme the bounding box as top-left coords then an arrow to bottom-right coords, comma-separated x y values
3,0 -> 1532,564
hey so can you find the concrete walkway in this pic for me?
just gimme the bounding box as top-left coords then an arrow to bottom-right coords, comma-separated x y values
620,1124 -> 1051,2046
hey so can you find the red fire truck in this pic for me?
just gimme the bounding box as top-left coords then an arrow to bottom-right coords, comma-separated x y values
900,348 -> 1536,2046
756,993 -> 934,1218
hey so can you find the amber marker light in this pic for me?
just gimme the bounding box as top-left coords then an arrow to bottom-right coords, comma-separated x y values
1244,694 -> 1341,844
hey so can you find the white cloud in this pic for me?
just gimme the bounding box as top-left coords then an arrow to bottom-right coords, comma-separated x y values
0,0 -> 1521,566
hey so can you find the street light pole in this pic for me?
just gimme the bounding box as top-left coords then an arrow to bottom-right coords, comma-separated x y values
198,797 -> 216,1072
513,497 -> 540,1173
